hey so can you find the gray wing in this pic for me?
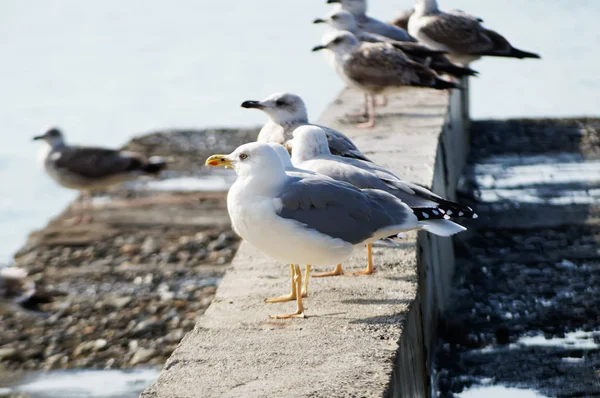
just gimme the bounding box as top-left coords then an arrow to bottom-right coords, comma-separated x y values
418,13 -> 495,55
53,147 -> 145,179
301,157 -> 456,209
357,33 -> 446,58
312,123 -> 371,162
361,17 -> 414,42
276,177 -> 413,245
344,43 -> 440,89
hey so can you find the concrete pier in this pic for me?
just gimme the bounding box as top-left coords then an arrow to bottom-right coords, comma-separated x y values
142,86 -> 471,398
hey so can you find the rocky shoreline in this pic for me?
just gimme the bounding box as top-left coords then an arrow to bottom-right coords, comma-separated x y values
0,128 -> 257,374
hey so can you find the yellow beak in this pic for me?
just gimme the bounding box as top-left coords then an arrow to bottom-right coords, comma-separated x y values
205,154 -> 233,168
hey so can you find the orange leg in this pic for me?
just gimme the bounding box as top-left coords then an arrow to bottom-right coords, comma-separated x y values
269,265 -> 306,319
351,244 -> 375,275
312,263 -> 344,278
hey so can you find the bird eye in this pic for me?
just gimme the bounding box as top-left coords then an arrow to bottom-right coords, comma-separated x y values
331,15 -> 338,20
239,153 -> 248,160
333,38 -> 342,44
275,100 -> 285,107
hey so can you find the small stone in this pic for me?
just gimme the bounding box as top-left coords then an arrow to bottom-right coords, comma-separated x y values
0,347 -> 18,361
120,243 -> 140,255
129,347 -> 156,366
141,237 -> 158,255
104,296 -> 132,309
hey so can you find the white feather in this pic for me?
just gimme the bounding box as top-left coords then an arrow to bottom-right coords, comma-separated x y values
419,219 -> 466,237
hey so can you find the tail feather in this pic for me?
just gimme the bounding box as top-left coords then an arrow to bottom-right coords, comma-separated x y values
509,47 -> 541,59
432,77 -> 461,90
431,62 -> 478,78
142,156 -> 169,175
420,219 -> 466,237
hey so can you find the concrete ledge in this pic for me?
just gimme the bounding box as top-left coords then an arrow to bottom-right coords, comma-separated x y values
142,86 -> 468,398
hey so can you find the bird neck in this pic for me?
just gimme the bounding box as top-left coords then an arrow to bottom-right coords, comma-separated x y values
291,142 -> 330,164
414,0 -> 439,15
236,169 -> 288,197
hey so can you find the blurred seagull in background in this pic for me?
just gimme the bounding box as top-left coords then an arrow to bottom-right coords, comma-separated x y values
206,142 -> 428,318
312,31 -> 459,128
241,92 -> 370,161
408,0 -> 541,65
326,0 -> 413,42
34,128 -> 169,224
0,267 -> 54,315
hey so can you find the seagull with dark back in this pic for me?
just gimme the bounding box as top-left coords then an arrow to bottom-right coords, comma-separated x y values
312,31 -> 459,128
408,0 -> 541,65
34,128 -> 168,224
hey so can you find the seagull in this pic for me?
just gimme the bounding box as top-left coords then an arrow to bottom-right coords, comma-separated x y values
290,126 -> 474,276
206,142 -> 432,318
326,0 -> 414,42
314,10 -> 478,78
264,143 -> 321,303
0,267 -> 53,315
34,128 -> 169,223
241,92 -> 370,161
408,0 -> 541,65
392,8 -> 483,31
312,31 -> 459,128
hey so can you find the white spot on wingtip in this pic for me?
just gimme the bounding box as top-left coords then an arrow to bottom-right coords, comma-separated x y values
458,211 -> 464,216
473,214 -> 479,219
446,210 -> 453,216
422,212 -> 430,219
432,210 -> 439,216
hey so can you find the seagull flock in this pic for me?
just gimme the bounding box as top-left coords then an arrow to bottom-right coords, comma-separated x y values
12,0 -> 539,318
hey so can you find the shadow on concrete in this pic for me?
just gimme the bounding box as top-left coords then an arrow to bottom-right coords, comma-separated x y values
341,298 -> 412,305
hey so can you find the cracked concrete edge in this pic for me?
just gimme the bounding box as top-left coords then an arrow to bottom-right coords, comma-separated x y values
141,86 -> 467,398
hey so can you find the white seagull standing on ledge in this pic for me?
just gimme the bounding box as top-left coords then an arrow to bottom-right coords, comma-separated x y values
206,142 -> 428,319
290,126 -> 474,276
34,128 -> 169,224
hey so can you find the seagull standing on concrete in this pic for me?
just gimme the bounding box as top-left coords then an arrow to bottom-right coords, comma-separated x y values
34,128 -> 168,223
314,10 -> 478,79
241,92 -> 370,161
408,0 -> 541,65
312,31 -> 459,128
206,142 -> 427,318
326,0 -> 414,42
290,126 -> 474,276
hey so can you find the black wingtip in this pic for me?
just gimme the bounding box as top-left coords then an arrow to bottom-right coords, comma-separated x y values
433,78 -> 461,90
512,48 -> 541,59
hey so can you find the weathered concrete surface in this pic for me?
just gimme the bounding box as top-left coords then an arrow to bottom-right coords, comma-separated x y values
143,87 -> 468,398
436,119 -> 600,397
